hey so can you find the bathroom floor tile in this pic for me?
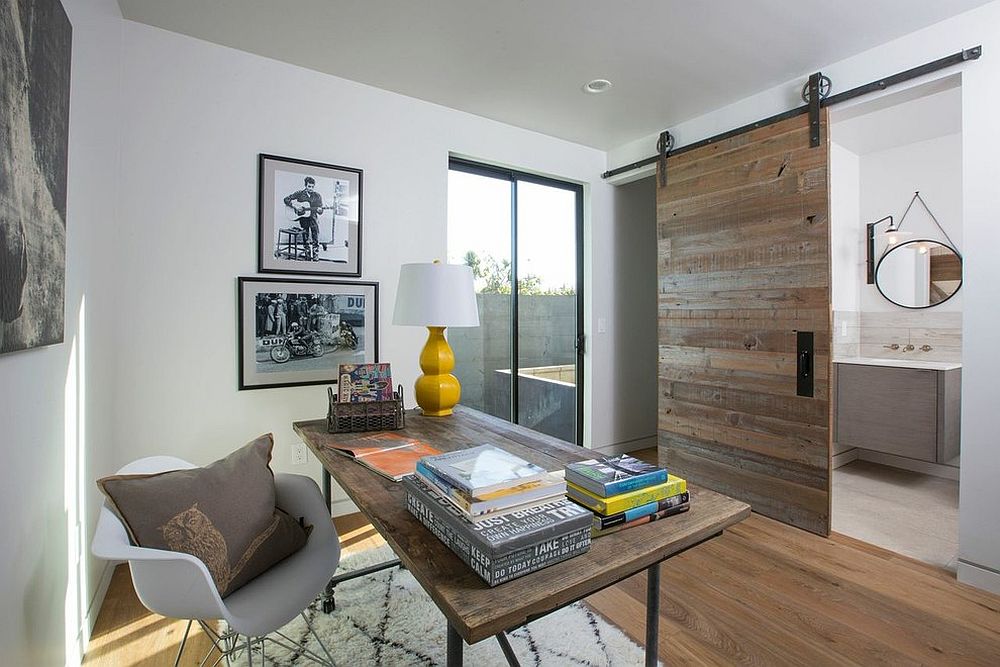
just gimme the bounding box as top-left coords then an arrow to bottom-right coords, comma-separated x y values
833,460 -> 959,571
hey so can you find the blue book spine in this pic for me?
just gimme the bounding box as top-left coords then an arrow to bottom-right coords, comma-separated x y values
604,469 -> 668,496
623,500 -> 661,522
416,461 -> 463,497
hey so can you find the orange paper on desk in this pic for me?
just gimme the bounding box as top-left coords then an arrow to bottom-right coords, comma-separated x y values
326,432 -> 441,481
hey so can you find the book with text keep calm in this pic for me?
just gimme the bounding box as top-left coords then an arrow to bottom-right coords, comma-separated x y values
403,474 -> 591,586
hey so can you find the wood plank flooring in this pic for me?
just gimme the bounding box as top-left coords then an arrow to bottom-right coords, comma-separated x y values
84,465 -> 1000,666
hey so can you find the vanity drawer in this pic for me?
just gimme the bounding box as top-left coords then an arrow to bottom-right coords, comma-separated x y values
836,364 -> 937,461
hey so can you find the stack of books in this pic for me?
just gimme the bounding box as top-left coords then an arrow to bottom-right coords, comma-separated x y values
403,445 -> 592,586
564,454 -> 690,537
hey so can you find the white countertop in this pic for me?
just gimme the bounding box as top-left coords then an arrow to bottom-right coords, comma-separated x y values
833,356 -> 962,371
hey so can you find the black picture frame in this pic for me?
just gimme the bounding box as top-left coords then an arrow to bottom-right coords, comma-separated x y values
874,238 -> 963,310
1,0 -> 71,354
238,277 -> 378,390
257,153 -> 363,277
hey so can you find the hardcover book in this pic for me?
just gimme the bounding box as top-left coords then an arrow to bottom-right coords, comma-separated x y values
565,454 -> 667,497
419,444 -> 550,496
592,503 -> 690,538
405,476 -> 591,586
592,491 -> 690,530
566,474 -> 687,515
338,363 -> 394,402
403,474 -> 591,557
415,460 -> 564,517
325,431 -> 440,481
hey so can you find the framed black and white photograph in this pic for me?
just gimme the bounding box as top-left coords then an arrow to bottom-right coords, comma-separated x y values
258,153 -> 362,277
1,0 -> 71,354
238,277 -> 377,390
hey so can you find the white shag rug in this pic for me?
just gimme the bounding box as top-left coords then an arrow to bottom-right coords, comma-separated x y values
256,544 -> 651,666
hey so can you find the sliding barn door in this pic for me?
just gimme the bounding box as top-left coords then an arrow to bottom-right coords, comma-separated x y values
657,111 -> 832,535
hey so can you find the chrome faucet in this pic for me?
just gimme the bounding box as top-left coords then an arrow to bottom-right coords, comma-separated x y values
883,343 -> 900,351
903,344 -> 915,352
920,344 -> 933,352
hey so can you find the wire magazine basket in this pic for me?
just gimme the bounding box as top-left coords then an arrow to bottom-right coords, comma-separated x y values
327,384 -> 405,433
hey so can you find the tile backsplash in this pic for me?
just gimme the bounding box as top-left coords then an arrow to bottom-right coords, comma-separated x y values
832,311 -> 860,359
833,310 -> 961,363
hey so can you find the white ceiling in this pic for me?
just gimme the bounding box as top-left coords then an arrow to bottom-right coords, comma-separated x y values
116,0 -> 991,150
831,77 -> 962,155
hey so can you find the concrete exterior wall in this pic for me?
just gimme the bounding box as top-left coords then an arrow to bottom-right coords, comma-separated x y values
450,293 -> 576,412
488,369 -> 577,443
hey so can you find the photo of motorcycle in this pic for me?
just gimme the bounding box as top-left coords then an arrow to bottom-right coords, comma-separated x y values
269,322 -> 358,364
334,321 -> 359,350
269,332 -> 323,363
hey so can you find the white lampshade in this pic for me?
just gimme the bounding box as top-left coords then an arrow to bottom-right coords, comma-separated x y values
392,263 -> 480,327
884,228 -> 913,246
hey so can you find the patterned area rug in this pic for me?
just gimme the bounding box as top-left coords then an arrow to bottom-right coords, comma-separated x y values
258,544 -> 650,666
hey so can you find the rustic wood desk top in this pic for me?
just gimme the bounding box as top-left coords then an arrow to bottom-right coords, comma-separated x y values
294,406 -> 750,644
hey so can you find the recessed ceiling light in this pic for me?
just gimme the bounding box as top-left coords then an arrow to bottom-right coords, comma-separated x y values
583,79 -> 613,94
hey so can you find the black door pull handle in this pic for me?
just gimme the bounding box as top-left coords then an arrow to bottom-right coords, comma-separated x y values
796,331 -> 814,397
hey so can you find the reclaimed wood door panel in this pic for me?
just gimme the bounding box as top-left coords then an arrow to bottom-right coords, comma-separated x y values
657,111 -> 832,535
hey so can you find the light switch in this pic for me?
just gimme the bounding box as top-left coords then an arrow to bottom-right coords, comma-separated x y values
597,317 -> 607,334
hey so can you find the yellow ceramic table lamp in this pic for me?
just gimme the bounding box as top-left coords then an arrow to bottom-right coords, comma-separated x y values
392,261 -> 480,416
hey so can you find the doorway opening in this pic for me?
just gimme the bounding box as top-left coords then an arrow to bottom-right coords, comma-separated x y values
446,158 -> 584,445
829,75 -> 962,571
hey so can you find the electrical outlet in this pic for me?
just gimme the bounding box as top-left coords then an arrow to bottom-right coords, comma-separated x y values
291,442 -> 308,465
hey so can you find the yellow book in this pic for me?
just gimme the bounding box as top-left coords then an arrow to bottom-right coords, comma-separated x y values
566,475 -> 687,515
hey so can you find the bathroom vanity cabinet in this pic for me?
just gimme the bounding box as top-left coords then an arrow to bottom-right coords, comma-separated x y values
835,359 -> 961,465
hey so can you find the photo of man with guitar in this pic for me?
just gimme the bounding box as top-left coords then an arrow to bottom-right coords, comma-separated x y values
258,154 -> 362,277
283,176 -> 331,261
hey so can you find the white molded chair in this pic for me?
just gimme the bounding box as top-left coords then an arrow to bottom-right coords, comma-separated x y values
92,456 -> 342,666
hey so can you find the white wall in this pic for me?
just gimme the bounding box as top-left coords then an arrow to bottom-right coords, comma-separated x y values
111,21 -> 615,516
858,133 -> 963,312
608,0 -> 1000,593
830,142 -> 861,313
600,176 -> 657,454
0,0 -> 122,664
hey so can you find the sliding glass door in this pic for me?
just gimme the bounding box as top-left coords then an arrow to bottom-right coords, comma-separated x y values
446,158 -> 583,444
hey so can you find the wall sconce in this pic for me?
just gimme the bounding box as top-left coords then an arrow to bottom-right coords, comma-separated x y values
866,191 -> 943,284
866,216 -> 910,284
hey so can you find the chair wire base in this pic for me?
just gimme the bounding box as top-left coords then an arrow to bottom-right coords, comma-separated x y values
170,613 -> 336,667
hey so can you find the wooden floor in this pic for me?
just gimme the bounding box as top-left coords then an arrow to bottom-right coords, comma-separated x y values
84,457 -> 1000,666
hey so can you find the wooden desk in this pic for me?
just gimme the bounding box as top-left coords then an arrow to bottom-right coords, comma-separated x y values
294,406 -> 750,666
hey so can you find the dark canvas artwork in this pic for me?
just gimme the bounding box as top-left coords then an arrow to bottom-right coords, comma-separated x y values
1,0 -> 71,354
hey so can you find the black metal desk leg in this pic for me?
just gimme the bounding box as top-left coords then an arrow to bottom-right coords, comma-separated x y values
323,469 -> 332,513
495,632 -> 520,666
447,623 -> 463,667
646,562 -> 661,667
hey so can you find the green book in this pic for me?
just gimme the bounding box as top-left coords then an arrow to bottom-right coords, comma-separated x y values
566,475 -> 687,515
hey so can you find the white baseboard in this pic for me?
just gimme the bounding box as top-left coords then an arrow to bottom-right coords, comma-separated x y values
855,449 -> 960,480
832,448 -> 859,469
957,560 -> 1000,595
77,560 -> 116,662
591,435 -> 657,457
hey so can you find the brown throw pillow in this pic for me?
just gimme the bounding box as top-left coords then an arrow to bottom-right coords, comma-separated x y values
97,434 -> 310,597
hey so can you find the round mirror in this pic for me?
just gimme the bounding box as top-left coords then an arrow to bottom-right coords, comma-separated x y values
875,239 -> 963,309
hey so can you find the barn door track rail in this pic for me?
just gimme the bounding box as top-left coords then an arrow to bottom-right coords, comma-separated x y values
603,45 -> 982,181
